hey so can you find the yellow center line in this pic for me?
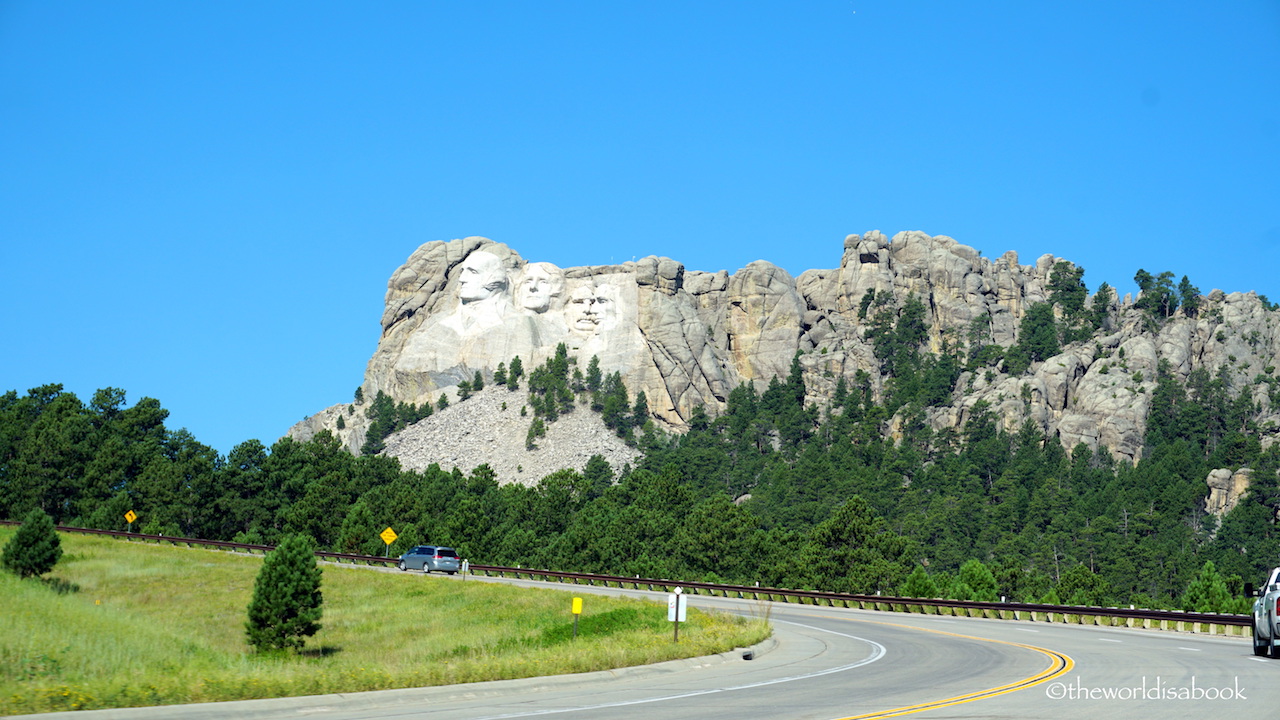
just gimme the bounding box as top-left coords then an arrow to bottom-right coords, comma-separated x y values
795,613 -> 1075,720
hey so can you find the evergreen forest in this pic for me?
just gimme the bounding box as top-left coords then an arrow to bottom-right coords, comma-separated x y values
6,261 -> 1280,615
3,336 -> 1274,616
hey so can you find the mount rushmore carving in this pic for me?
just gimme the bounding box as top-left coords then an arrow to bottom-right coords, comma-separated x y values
386,242 -> 650,413
291,232 -> 1280,465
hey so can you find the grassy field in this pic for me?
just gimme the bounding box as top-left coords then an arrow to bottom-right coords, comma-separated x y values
0,528 -> 770,715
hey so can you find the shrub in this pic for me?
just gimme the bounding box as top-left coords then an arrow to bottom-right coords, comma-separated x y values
245,534 -> 323,653
526,418 -> 547,450
900,566 -> 938,598
958,559 -> 998,602
3,508 -> 62,579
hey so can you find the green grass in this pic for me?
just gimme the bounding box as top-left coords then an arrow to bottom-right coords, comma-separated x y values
0,528 -> 770,714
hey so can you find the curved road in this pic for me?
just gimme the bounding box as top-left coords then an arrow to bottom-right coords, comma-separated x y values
25,573 -> 1279,720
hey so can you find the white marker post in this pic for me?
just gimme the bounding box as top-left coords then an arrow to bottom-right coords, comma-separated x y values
667,587 -> 687,642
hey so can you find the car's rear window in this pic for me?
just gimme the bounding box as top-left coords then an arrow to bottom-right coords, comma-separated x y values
436,548 -> 458,558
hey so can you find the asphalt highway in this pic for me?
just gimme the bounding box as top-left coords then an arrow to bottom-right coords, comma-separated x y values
23,571 -> 1279,720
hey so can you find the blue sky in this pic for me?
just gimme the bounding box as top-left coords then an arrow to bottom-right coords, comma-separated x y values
2,1 -> 1278,456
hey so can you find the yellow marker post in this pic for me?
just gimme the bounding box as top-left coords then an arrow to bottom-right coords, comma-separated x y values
572,597 -> 583,639
380,527 -> 398,558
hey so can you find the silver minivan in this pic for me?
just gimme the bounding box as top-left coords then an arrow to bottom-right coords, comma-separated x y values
397,545 -> 461,574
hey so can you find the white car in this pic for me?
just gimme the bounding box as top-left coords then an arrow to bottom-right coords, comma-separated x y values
1251,566 -> 1280,657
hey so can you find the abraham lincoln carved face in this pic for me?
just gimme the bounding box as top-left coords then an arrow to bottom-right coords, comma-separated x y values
565,283 -> 619,334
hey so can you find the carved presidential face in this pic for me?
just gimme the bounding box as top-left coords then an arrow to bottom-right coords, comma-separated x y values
565,283 -> 619,334
457,252 -> 507,303
517,262 -> 565,313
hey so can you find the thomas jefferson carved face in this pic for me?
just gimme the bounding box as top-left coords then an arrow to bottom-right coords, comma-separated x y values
517,262 -> 565,313
565,283 -> 619,334
457,252 -> 507,303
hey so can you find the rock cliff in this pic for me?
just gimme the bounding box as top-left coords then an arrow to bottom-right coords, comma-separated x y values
290,232 -> 1280,470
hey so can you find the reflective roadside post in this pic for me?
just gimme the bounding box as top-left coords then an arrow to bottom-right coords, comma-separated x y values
667,587 -> 687,642
572,597 -> 583,638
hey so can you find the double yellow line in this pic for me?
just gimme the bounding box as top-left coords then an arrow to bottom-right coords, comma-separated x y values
829,618 -> 1075,720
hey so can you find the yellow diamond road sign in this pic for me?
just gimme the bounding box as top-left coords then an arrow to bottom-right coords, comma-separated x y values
380,527 -> 398,545
124,510 -> 137,524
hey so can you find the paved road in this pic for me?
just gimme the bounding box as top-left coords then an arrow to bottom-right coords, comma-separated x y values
23,573 -> 1279,720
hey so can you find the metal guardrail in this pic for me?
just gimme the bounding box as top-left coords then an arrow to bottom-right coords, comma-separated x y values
1,520 -> 1250,633
467,566 -> 1251,632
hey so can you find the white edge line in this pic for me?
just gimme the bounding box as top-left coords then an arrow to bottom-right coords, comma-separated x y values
471,620 -> 888,720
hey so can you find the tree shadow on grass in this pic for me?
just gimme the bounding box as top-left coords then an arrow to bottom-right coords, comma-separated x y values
41,576 -> 81,594
299,645 -> 342,658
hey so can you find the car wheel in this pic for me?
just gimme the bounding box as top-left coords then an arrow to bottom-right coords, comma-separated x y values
447,571 -> 457,575
397,561 -> 406,572
423,564 -> 431,574
1254,620 -> 1269,657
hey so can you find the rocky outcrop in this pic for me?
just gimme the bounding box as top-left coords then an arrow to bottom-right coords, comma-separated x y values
1205,468 -> 1253,518
292,232 -> 1280,470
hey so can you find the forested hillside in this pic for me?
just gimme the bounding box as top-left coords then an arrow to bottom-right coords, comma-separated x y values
3,323 -> 1276,614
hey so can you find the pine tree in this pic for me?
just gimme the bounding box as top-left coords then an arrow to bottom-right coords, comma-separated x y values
900,566 -> 938,598
632,391 -> 649,427
361,391 -> 397,455
958,559 -> 999,601
585,355 -> 602,393
2,508 -> 62,579
1089,282 -> 1114,330
1047,260 -> 1087,316
1181,560 -> 1230,613
526,417 -> 547,450
245,534 -> 323,652
1178,275 -> 1201,318
508,356 -> 524,390
1135,269 -> 1179,320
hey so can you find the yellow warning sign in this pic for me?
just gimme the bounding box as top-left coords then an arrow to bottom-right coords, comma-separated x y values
380,527 -> 398,545
124,510 -> 137,524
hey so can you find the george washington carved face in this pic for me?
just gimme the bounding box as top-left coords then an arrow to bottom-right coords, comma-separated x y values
457,251 -> 508,303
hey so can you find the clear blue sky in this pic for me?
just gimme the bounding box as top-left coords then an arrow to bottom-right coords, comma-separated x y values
2,1 -> 1278,456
